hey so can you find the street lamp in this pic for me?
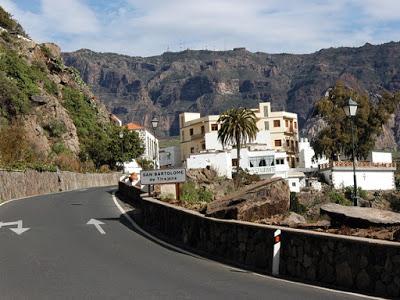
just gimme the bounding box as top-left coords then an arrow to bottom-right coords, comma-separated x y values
151,116 -> 159,132
344,97 -> 358,206
119,131 -> 124,173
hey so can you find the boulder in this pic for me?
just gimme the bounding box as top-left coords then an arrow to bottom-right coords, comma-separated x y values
281,212 -> 306,227
206,178 -> 290,222
30,94 -> 50,104
321,203 -> 400,227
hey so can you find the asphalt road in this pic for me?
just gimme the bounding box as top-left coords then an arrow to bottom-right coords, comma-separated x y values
0,187 -> 374,300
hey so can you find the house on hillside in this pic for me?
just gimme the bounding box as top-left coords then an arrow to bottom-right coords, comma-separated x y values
125,122 -> 159,169
320,151 -> 396,191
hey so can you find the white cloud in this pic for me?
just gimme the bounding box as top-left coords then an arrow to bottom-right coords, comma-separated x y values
1,0 -> 400,56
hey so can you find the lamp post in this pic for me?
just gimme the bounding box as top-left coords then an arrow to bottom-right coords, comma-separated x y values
119,131 -> 124,174
151,116 -> 159,169
344,98 -> 358,206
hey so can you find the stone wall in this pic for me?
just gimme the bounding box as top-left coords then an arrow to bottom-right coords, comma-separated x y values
119,183 -> 400,298
0,170 -> 121,202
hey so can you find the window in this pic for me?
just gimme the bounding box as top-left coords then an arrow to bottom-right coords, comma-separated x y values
201,125 -> 205,134
190,147 -> 195,153
294,121 -> 297,129
190,128 -> 194,136
211,124 -> 218,131
286,140 -> 290,147
274,139 -> 282,147
273,120 -> 280,127
285,120 -> 289,127
201,143 -> 206,150
275,158 -> 285,165
232,159 -> 238,167
263,106 -> 269,117
292,182 -> 296,187
264,121 -> 269,130
259,159 -> 266,167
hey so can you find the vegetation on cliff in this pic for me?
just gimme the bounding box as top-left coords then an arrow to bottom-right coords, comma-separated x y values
0,7 -> 143,172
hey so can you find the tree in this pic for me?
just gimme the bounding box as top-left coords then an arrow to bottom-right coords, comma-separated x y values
217,107 -> 258,180
311,82 -> 400,160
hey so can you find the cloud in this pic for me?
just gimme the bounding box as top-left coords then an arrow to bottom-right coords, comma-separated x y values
1,0 -> 400,56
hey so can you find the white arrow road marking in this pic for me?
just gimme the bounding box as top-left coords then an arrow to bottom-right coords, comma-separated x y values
0,220 -> 30,235
87,219 -> 106,235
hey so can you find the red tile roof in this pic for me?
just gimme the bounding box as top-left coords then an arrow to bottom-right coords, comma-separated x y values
125,122 -> 144,131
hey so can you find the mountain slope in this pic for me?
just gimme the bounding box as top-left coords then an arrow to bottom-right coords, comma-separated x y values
0,7 -> 111,169
62,43 -> 400,145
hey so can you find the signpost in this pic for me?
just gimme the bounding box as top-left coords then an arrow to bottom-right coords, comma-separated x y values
140,168 -> 186,199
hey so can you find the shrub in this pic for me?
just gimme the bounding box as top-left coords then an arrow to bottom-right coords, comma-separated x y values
344,186 -> 368,200
329,190 -> 351,206
51,142 -> 68,155
180,182 -> 214,203
45,120 -> 66,138
54,153 -> 81,172
99,164 -> 111,173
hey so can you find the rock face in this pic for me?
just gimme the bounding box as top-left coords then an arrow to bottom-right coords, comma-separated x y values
63,42 -> 400,149
320,203 -> 400,227
0,12 -> 110,158
206,178 -> 290,221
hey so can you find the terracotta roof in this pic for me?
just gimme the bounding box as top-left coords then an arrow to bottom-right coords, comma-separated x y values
125,122 -> 144,130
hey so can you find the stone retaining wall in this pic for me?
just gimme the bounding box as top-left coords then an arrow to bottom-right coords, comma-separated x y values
0,170 -> 121,202
119,183 -> 400,298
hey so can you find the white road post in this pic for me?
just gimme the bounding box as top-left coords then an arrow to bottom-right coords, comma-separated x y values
272,229 -> 281,276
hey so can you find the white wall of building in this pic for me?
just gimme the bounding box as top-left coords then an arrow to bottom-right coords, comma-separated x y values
186,152 -> 233,178
287,178 -> 301,193
323,170 -> 395,191
159,146 -> 181,168
371,152 -> 392,164
298,138 -> 329,169
137,129 -> 159,168
204,130 -> 272,151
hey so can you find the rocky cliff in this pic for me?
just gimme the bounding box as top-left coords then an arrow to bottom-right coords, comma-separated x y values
0,7 -> 110,164
62,42 -> 400,147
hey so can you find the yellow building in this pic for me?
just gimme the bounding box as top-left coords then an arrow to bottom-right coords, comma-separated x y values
179,102 -> 299,167
179,113 -> 220,162
251,103 -> 299,168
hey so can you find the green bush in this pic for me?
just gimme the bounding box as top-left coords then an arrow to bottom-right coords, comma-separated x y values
329,190 -> 352,206
344,186 -> 368,200
51,142 -> 68,155
180,182 -> 214,203
44,120 -> 66,138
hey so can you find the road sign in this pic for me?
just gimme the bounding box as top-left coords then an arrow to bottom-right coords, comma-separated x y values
140,168 -> 186,185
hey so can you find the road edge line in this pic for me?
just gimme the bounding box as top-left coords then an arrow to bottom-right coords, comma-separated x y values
111,192 -> 383,300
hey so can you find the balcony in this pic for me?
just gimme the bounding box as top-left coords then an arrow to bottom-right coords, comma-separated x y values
247,166 -> 276,175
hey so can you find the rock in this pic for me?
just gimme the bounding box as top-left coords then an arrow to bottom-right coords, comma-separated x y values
336,261 -> 353,288
320,203 -> 400,227
206,178 -> 290,221
356,269 -> 370,291
30,94 -> 50,104
281,212 -> 306,227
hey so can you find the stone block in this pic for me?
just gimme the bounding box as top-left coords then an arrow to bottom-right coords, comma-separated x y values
336,262 -> 353,288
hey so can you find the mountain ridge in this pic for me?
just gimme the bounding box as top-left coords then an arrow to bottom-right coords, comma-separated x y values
62,40 -> 400,148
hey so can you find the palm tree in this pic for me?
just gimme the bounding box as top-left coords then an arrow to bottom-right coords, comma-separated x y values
217,107 -> 259,176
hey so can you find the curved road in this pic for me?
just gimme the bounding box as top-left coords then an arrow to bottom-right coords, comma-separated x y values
0,187 -> 373,299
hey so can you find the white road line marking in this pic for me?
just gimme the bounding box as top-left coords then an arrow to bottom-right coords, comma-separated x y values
87,219 -> 106,235
0,220 -> 30,235
111,193 -> 381,299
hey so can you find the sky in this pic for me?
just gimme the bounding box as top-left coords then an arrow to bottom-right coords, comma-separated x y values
1,0 -> 400,57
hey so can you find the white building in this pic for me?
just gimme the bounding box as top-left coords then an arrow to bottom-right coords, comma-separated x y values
320,151 -> 396,191
126,123 -> 159,168
159,146 -> 181,168
186,151 -> 233,178
298,138 -> 329,169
